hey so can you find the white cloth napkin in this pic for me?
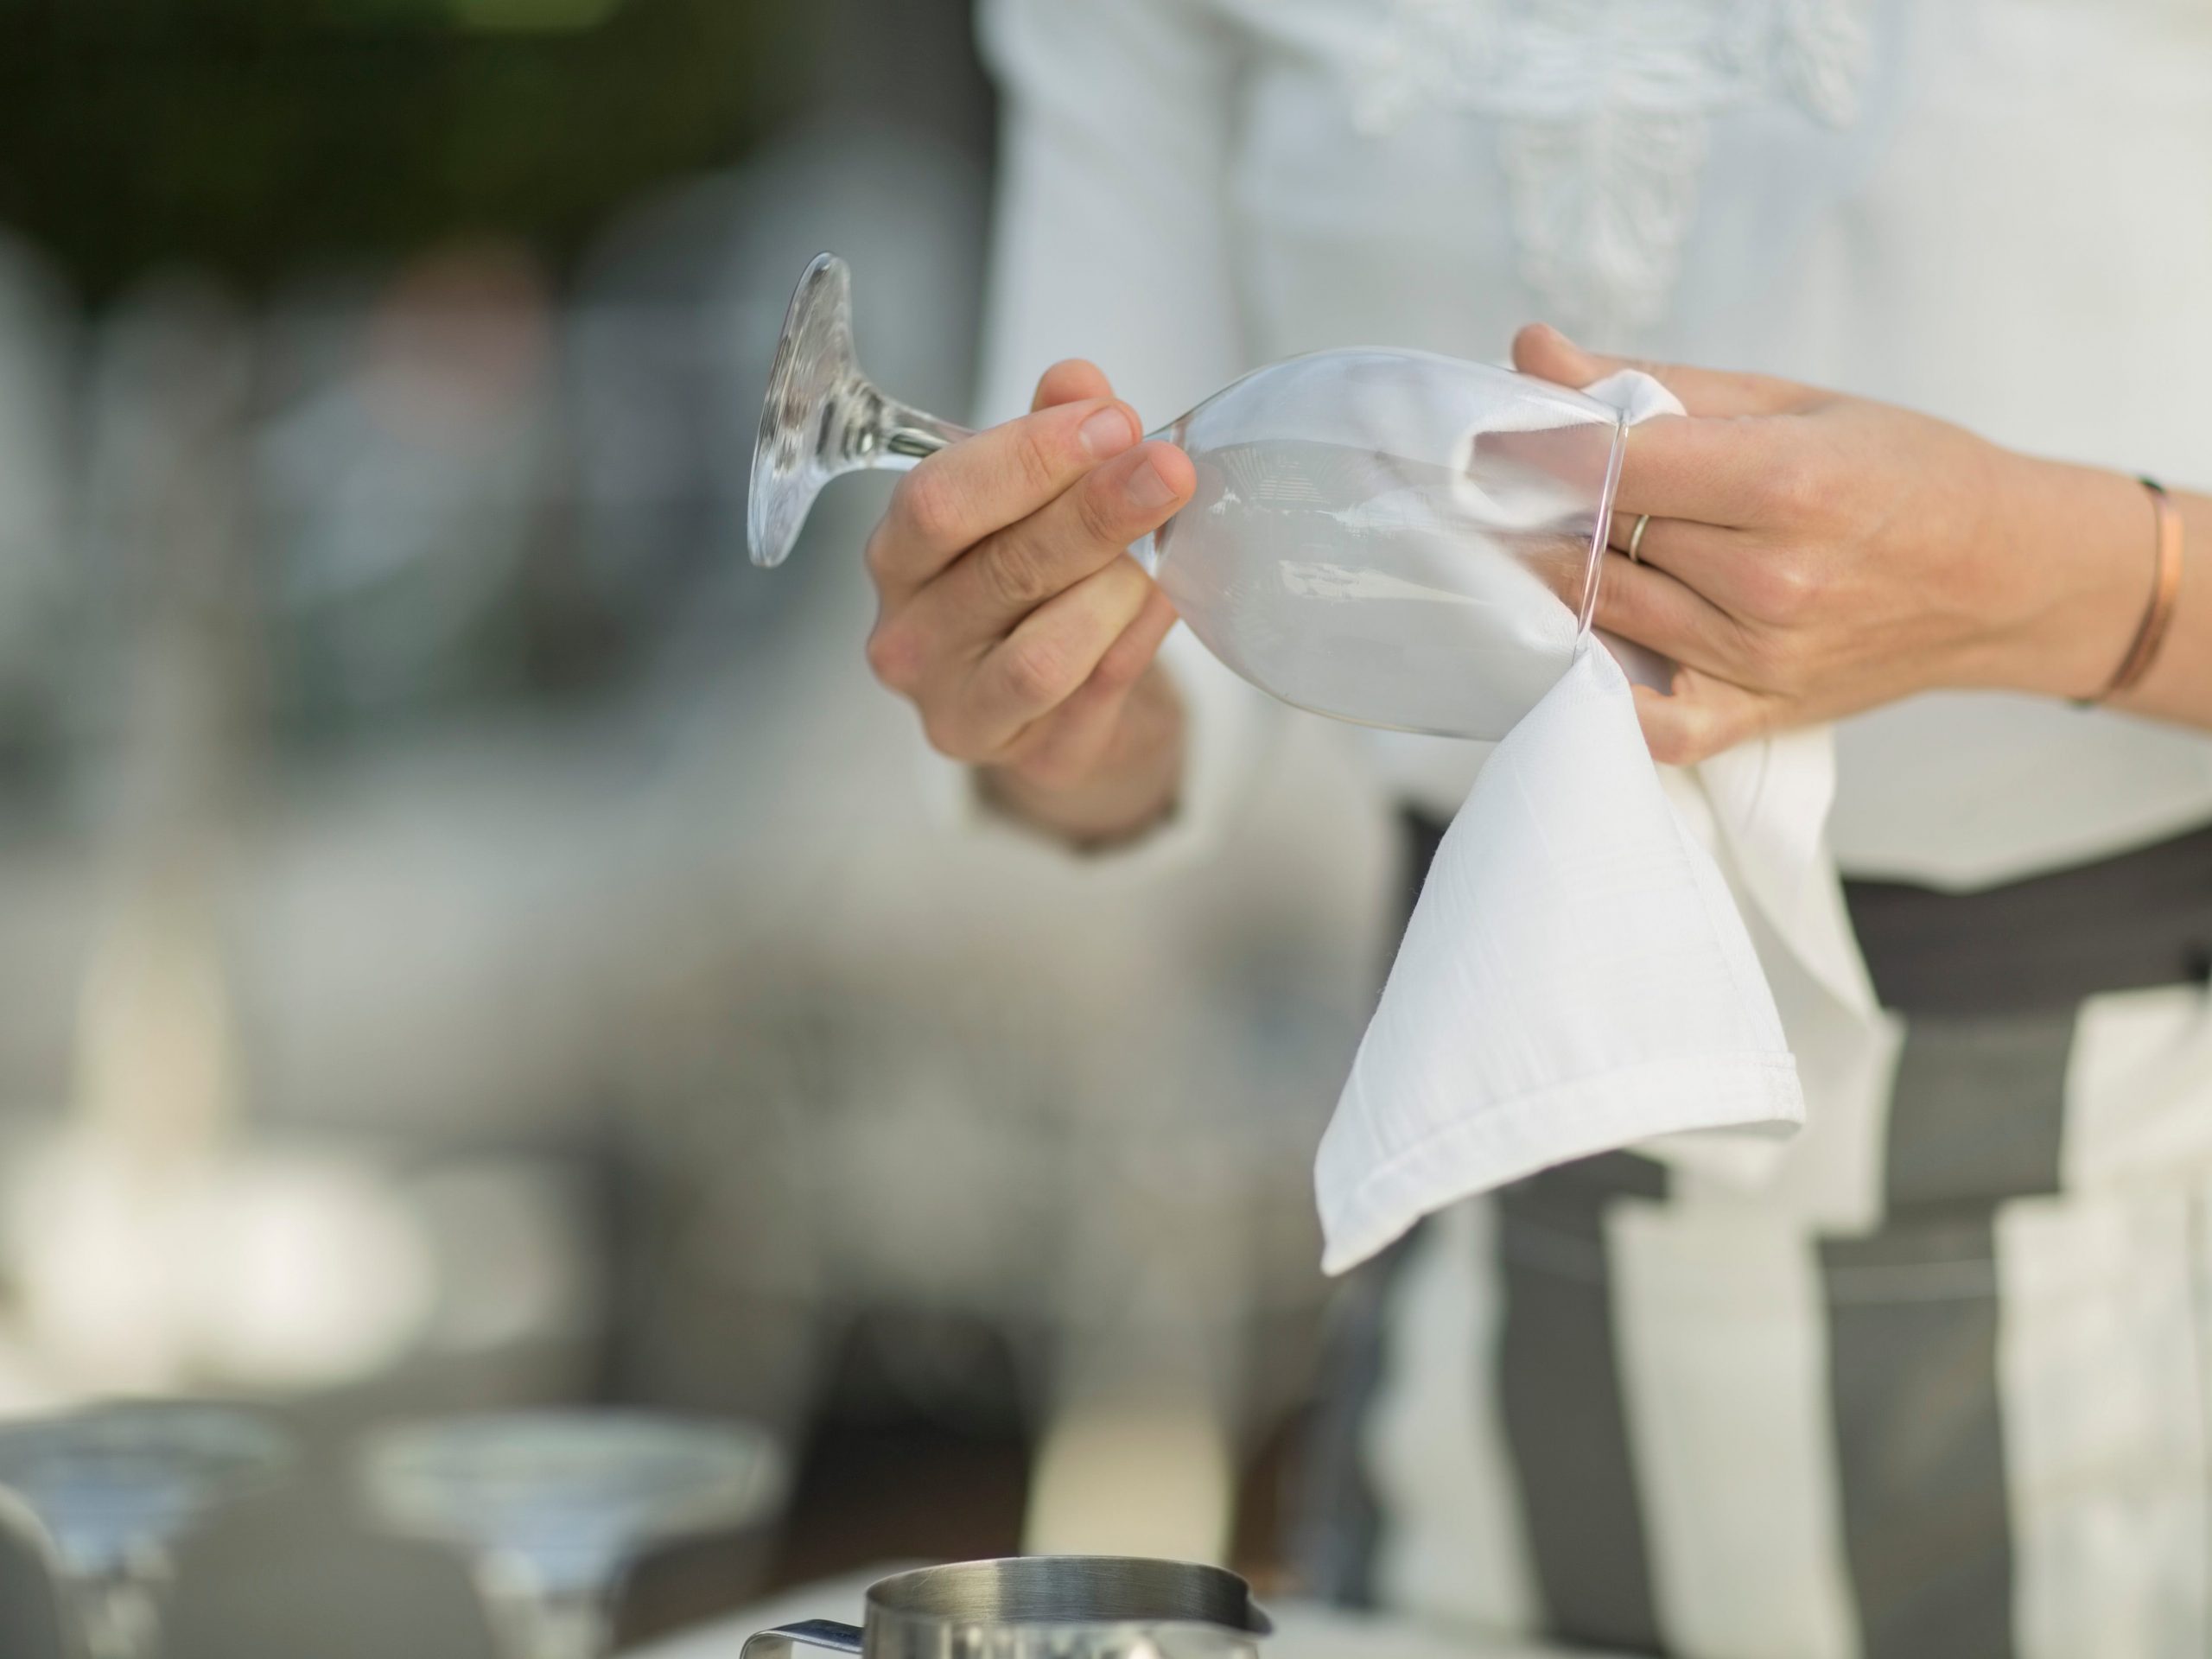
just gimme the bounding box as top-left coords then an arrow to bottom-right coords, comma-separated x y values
1314,372 -> 1874,1275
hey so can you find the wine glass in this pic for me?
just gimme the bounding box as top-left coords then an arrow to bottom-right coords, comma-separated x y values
359,1410 -> 786,1659
0,1401 -> 292,1659
750,252 -> 1628,741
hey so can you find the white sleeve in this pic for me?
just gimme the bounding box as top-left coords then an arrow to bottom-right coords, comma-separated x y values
919,0 -> 1283,866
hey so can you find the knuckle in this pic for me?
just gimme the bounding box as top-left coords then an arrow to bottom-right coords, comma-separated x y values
1001,633 -> 1075,709
1747,552 -> 1822,623
979,532 -> 1051,610
1645,689 -> 1728,766
895,465 -> 963,550
1661,714 -> 1719,766
1089,643 -> 1143,692
1070,472 -> 1131,549
861,518 -> 899,585
1089,605 -> 1157,688
864,619 -> 923,693
918,706 -> 972,761
1012,422 -> 1066,498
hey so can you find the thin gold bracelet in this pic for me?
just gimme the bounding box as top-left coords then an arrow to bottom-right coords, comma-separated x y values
2084,476 -> 2185,705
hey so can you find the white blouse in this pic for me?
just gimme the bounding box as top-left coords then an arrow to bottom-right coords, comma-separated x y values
971,0 -> 2212,890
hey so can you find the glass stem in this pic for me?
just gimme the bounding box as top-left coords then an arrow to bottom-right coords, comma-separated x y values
842,377 -> 970,473
833,371 -> 1175,578
71,1569 -> 167,1659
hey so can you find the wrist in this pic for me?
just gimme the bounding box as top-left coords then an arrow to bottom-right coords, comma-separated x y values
1967,452 -> 2153,702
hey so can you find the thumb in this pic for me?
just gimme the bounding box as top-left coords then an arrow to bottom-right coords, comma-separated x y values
1032,358 -> 1117,412
1512,322 -> 1618,389
1630,671 -> 1780,767
1511,323 -> 1809,418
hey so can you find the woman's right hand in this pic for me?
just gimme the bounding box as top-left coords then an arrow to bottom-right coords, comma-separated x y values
862,359 -> 1196,845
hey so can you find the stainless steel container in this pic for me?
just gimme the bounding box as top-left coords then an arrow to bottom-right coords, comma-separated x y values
740,1556 -> 1271,1659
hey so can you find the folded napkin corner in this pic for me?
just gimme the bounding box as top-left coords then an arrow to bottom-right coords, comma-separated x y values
1313,638 -> 1808,1277
1309,369 -> 1851,1277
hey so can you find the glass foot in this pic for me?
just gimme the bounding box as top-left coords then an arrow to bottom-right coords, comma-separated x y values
747,254 -> 972,569
748,253 -> 860,569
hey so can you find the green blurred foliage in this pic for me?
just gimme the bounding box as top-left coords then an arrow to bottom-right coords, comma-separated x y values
0,0 -> 812,293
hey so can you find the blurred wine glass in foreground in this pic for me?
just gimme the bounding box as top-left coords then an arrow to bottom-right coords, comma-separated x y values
0,1402 -> 291,1659
360,1410 -> 785,1659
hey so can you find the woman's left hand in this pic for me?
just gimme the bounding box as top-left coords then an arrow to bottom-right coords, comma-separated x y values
1512,325 -> 2155,765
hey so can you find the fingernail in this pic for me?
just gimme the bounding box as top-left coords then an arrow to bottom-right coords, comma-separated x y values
1124,452 -> 1179,510
1079,405 -> 1136,458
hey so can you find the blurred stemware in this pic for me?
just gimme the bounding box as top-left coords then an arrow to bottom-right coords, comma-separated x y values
360,1409 -> 785,1659
0,1401 -> 291,1659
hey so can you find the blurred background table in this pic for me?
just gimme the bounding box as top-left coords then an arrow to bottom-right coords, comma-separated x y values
0,3 -> 1402,1653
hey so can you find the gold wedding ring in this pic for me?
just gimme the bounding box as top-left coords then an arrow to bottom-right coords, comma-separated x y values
1626,512 -> 1652,564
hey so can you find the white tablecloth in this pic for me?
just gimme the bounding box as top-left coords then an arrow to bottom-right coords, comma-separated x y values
633,1567 -> 1596,1659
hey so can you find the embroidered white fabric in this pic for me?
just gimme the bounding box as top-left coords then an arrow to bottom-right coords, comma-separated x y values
1346,0 -> 1872,336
